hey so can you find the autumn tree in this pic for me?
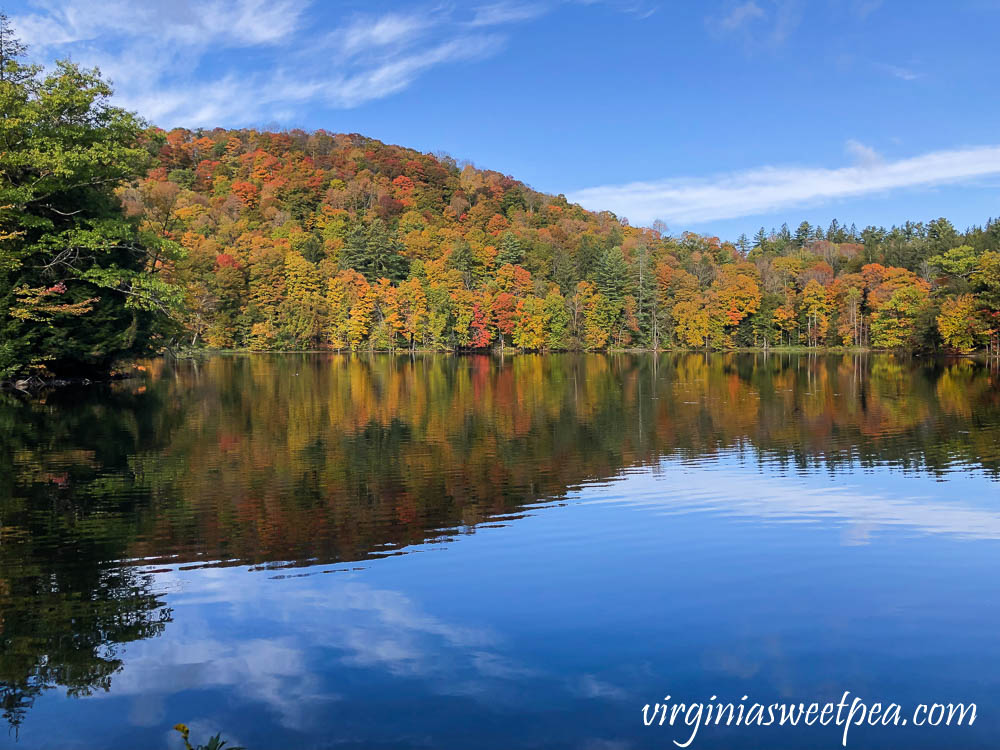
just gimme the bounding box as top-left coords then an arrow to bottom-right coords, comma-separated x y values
491,291 -> 518,351
709,269 -> 761,347
870,286 -> 930,349
513,296 -> 548,350
278,251 -> 325,347
673,298 -> 710,348
832,276 -> 865,347
396,277 -> 429,350
800,279 -> 832,347
544,287 -> 570,350
937,294 -> 986,353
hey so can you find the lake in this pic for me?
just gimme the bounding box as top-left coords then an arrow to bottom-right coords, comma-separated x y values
1,352 -> 998,750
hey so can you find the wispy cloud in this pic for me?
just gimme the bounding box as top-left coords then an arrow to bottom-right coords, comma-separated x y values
844,138 -> 882,166
851,0 -> 883,19
109,34 -> 504,124
11,0 -> 646,126
15,0 -> 307,48
333,12 -> 436,56
467,2 -> 550,26
567,143 -> 1000,225
707,0 -> 802,47
572,0 -> 658,18
715,1 -> 765,32
878,62 -> 923,81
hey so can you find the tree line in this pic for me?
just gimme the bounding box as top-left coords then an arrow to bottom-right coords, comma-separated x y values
2,16 -> 1000,379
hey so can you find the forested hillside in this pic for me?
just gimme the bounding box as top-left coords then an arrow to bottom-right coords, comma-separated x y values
3,12 -> 1000,383
133,127 -> 1000,355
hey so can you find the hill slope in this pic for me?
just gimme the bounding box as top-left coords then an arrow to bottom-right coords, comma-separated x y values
126,127 -> 1000,354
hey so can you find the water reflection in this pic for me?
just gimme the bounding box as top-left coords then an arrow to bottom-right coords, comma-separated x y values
100,353 -> 1000,566
585,461 -> 1000,540
1,353 -> 998,747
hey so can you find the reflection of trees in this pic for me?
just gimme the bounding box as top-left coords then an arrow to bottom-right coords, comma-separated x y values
124,352 -> 1000,568
0,352 -> 997,727
0,390 -> 173,729
0,565 -> 170,728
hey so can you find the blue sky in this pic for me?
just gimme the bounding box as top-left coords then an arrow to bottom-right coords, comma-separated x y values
9,0 -> 1000,238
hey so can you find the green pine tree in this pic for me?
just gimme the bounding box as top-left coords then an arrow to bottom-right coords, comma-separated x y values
496,231 -> 523,266
794,221 -> 813,247
340,219 -> 409,282
595,247 -> 630,304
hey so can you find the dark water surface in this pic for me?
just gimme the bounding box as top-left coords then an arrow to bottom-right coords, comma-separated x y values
2,353 -> 999,750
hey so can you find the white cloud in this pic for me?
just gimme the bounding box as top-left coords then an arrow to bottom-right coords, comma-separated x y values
334,12 -> 434,56
716,1 -> 765,32
467,2 -> 550,26
112,33 -> 504,124
11,0 -> 648,127
844,138 -> 882,166
879,62 -> 922,81
573,0 -> 658,18
201,0 -> 307,45
567,143 -> 1000,225
707,0 -> 802,46
15,0 -> 307,49
321,36 -> 505,108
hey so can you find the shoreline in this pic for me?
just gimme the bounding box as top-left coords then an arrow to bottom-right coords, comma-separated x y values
165,345 -> 991,358
5,347 -> 995,391
0,373 -> 137,392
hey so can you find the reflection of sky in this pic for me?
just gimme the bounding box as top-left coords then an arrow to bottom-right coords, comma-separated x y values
585,452 -> 1000,541
19,455 -> 1000,750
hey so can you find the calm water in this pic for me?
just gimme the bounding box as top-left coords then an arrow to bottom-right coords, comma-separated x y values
2,353 -> 999,750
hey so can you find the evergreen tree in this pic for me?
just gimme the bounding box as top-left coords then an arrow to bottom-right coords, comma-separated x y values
339,224 -> 369,278
861,226 -> 884,262
496,231 -> 523,266
749,293 -> 781,346
576,234 -> 603,281
551,250 -> 577,295
794,221 -> 813,247
736,233 -> 750,256
595,247 -> 630,304
340,219 -> 409,282
631,243 -> 657,346
447,239 -> 480,288
927,217 -> 959,256
299,233 -> 325,264
500,188 -> 526,216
